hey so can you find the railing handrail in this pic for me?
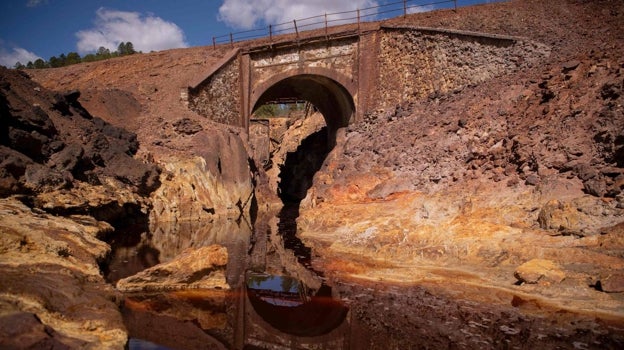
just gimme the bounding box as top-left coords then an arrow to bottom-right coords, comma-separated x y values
212,0 -> 460,48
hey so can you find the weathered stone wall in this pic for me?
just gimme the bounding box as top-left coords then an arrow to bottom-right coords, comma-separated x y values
188,59 -> 241,126
375,27 -> 551,109
250,38 -> 358,85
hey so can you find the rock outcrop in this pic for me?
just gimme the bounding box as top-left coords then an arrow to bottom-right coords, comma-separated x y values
0,65 -> 172,349
0,67 -> 159,222
298,0 -> 624,318
0,198 -> 127,349
148,128 -> 254,227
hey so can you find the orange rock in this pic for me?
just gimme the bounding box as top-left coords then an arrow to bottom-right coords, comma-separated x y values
116,245 -> 229,292
514,259 -> 566,284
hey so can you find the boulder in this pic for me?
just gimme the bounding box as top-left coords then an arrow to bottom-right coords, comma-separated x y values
514,259 -> 566,284
598,273 -> 624,293
116,245 -> 229,292
537,197 -> 622,236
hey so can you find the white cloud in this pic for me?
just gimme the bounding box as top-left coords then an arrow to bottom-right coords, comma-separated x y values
0,44 -> 42,68
218,0 -> 379,30
407,4 -> 436,14
75,8 -> 188,55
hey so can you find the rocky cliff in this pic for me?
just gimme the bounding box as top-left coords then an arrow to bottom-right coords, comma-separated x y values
0,66 -> 166,347
0,61 -> 254,347
298,0 -> 624,320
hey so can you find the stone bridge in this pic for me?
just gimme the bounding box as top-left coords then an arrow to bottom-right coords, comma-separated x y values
184,24 -> 549,134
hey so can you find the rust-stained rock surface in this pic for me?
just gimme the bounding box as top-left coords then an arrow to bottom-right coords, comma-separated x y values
116,245 -> 229,292
296,0 -> 624,326
0,198 -> 127,349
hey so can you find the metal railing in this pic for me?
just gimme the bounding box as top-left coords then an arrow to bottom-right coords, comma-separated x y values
212,0 -> 459,48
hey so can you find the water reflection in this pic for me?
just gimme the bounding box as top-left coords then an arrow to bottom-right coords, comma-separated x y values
111,212 -> 624,349
109,211 -> 350,349
127,338 -> 174,350
246,272 -> 348,338
246,273 -> 305,306
105,217 -> 252,287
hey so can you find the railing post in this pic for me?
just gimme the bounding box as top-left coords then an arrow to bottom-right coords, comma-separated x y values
357,9 -> 361,35
325,13 -> 328,39
454,0 -> 457,12
293,19 -> 299,40
403,0 -> 407,17
212,36 -> 216,50
269,24 -> 273,42
229,33 -> 233,47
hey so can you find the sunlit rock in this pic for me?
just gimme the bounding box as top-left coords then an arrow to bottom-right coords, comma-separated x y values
514,259 -> 566,284
0,198 -> 127,349
116,245 -> 229,292
149,130 -> 254,224
599,273 -> 624,293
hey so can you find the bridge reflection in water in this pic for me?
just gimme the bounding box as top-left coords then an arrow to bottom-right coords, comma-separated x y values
113,211 -> 352,350
245,272 -> 349,343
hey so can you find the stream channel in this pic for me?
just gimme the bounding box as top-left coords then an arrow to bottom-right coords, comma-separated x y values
105,201 -> 356,349
104,202 -> 624,350
101,122 -> 623,349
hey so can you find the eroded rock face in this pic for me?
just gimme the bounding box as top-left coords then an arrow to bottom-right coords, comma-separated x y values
149,129 -> 254,225
0,61 -> 166,349
0,198 -> 127,349
116,245 -> 229,292
0,67 -> 159,216
264,112 -> 327,201
297,0 -> 624,319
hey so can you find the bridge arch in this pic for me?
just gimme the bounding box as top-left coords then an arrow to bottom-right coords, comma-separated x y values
250,67 -> 356,134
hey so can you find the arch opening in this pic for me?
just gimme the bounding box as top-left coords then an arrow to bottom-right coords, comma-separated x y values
252,74 -> 355,139
251,74 -> 355,203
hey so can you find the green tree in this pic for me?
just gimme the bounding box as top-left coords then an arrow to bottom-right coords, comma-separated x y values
117,42 -> 127,55
26,61 -> 34,69
82,53 -> 97,62
96,46 -> 111,59
48,56 -> 60,68
254,104 -> 279,118
14,62 -> 25,69
66,52 -> 81,65
125,41 -> 136,55
33,58 -> 47,69
58,53 -> 67,66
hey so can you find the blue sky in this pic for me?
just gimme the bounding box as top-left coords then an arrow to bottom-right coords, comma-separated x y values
0,0 -> 494,67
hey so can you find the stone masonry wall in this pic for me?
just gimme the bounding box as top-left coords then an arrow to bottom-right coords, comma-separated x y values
250,37 -> 358,87
375,27 -> 551,110
188,59 -> 241,126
